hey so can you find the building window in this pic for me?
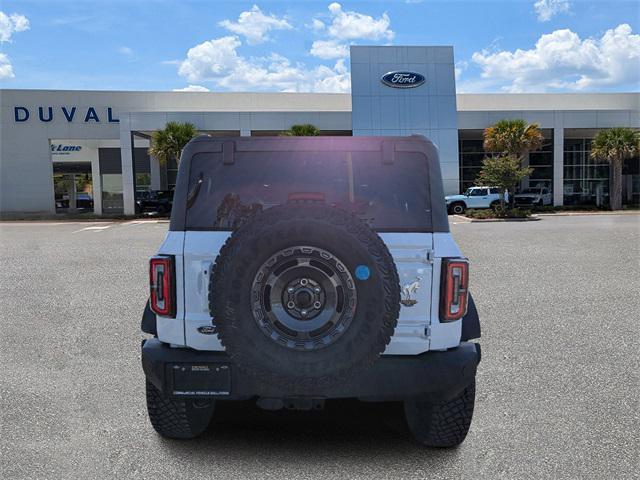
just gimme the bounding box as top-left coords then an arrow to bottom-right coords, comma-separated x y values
528,132 -> 553,192
459,129 -> 554,194
458,132 -> 492,193
166,157 -> 178,190
563,138 -> 610,206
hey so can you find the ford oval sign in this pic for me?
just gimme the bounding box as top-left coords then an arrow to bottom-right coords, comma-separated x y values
381,71 -> 425,89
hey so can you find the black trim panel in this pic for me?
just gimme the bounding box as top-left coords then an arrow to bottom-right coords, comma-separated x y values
141,300 -> 157,336
460,293 -> 481,341
141,338 -> 479,402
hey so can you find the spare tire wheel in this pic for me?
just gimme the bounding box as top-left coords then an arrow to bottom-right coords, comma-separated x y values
209,204 -> 401,390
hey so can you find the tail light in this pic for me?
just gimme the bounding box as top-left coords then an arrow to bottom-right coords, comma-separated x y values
440,258 -> 469,322
149,255 -> 176,317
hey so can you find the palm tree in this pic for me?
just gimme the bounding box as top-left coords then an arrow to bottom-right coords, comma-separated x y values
590,127 -> 640,210
483,119 -> 544,160
482,119 -> 544,207
148,121 -> 198,166
280,124 -> 320,136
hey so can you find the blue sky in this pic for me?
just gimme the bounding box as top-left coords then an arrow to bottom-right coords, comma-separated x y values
1,0 -> 638,93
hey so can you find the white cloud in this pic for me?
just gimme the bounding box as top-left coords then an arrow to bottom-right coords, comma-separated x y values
310,19 -> 325,31
118,46 -> 133,56
0,52 -> 14,79
325,2 -> 393,41
471,24 -> 640,92
219,5 -> 291,45
173,85 -> 210,92
534,0 -> 570,22
310,39 -> 349,59
0,11 -> 29,42
178,36 -> 243,82
177,35 -> 349,93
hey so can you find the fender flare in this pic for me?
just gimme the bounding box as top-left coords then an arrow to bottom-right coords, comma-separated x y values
460,293 -> 481,341
141,299 -> 157,336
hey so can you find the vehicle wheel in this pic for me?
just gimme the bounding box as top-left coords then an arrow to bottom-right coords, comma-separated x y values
450,203 -> 466,215
404,380 -> 475,448
145,380 -> 215,439
209,204 -> 401,391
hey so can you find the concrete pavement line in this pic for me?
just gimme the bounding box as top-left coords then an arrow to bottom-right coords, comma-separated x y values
72,225 -> 112,233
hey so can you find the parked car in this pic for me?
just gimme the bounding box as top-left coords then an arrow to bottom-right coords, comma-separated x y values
141,135 -> 481,447
75,192 -> 94,210
54,192 -> 93,210
514,186 -> 552,206
136,190 -> 174,215
445,186 -> 506,214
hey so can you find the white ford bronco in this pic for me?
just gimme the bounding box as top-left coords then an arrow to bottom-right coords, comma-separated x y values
445,186 -> 506,214
141,135 -> 481,447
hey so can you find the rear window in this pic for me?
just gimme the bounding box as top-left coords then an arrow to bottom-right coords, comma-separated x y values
185,150 -> 432,231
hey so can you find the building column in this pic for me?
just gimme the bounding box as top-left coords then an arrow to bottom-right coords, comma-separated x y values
553,126 -> 564,206
119,116 -> 136,215
91,148 -> 103,215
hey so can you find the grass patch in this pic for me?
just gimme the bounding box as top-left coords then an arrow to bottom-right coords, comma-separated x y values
465,208 -> 532,219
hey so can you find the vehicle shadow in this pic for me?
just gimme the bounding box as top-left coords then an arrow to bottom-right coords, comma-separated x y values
159,399 -> 460,466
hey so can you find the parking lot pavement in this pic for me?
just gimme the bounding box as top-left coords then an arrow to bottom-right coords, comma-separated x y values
1,215 -> 639,479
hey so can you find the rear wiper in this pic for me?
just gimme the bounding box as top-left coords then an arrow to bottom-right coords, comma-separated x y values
186,173 -> 204,209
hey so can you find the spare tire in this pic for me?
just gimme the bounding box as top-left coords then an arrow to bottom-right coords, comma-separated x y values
209,204 -> 400,391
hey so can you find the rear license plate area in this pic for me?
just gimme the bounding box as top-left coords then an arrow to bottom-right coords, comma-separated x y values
169,363 -> 231,397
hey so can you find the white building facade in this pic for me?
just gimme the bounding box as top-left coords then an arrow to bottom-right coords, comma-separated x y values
1,46 -> 638,216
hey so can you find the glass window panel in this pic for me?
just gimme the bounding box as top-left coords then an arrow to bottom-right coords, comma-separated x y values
101,173 -> 124,214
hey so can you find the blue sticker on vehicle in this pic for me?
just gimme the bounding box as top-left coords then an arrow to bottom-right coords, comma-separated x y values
355,265 -> 371,281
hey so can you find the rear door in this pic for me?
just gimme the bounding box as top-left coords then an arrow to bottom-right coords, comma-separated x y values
179,138 -> 437,353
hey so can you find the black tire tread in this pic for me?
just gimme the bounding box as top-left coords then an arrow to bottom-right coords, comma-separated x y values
145,380 -> 211,439
405,380 -> 475,448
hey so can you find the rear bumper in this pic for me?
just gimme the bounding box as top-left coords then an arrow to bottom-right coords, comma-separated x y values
141,338 -> 480,402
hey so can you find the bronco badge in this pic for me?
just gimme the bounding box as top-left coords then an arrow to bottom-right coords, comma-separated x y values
400,276 -> 422,307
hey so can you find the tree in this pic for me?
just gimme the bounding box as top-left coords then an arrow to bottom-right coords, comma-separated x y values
148,121 -> 198,166
280,124 -> 320,136
482,119 -> 544,208
476,156 -> 533,210
590,127 -> 640,210
483,119 -> 544,159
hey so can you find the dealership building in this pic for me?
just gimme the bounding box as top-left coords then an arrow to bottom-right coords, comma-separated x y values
1,45 -> 638,216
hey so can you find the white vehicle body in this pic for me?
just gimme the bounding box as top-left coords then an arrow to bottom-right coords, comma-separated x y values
155,230 -> 464,355
514,186 -> 552,206
142,136 -> 481,446
445,187 -> 506,213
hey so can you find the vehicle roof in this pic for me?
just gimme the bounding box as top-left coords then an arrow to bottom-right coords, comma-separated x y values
169,135 -> 449,233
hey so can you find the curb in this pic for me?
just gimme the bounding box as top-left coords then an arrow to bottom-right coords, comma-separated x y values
535,211 -> 640,217
463,216 -> 540,223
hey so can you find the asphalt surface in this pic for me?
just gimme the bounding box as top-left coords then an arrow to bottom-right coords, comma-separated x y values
1,215 -> 639,479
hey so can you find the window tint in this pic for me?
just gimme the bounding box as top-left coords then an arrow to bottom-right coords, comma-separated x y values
468,188 -> 485,196
489,188 -> 499,194
185,150 -> 432,231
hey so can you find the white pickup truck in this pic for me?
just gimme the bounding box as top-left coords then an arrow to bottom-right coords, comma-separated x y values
445,187 -> 506,214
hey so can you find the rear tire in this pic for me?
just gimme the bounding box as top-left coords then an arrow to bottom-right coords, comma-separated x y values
404,380 -> 475,448
145,380 -> 215,439
449,203 -> 466,215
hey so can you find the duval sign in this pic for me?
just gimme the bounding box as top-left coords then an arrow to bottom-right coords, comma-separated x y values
14,106 -> 119,123
381,71 -> 425,88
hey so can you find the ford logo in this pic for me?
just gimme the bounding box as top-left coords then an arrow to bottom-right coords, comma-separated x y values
381,71 -> 425,89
